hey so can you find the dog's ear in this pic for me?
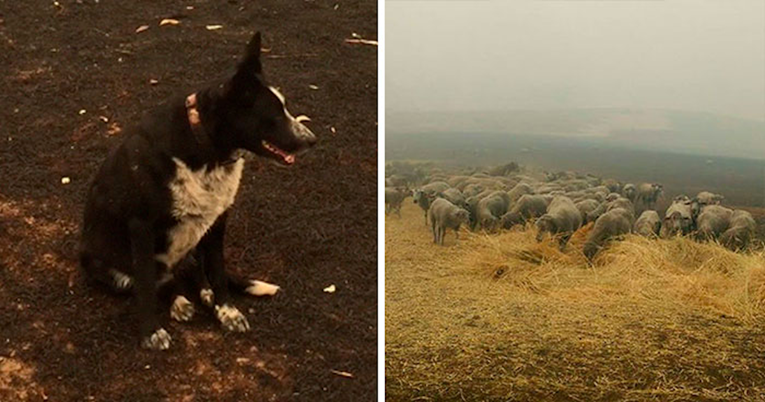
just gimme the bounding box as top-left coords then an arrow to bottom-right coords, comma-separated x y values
238,31 -> 263,76
225,32 -> 264,100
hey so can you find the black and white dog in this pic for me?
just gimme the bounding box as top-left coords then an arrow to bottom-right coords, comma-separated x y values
79,32 -> 316,350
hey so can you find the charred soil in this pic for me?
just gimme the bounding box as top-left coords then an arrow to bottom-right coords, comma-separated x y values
0,1 -> 377,400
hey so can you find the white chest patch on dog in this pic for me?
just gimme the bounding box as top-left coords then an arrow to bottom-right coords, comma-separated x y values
155,157 -> 244,267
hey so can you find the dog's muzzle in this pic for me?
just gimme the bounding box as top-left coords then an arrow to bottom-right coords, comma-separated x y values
293,115 -> 317,147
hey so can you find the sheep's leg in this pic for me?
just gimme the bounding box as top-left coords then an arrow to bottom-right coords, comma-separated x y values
558,233 -> 572,251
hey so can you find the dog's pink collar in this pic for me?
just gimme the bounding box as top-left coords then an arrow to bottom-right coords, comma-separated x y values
185,93 -> 201,127
185,92 -> 239,166
185,92 -> 210,148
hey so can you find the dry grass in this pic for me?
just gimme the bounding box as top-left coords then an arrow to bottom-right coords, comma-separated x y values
386,203 -> 765,402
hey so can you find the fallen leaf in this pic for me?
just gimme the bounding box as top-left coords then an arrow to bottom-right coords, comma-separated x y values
159,19 -> 180,26
323,284 -> 336,293
206,25 -> 223,31
149,79 -> 159,85
61,177 -> 71,185
330,126 -> 337,134
107,122 -> 122,136
236,357 -> 250,365
135,25 -> 149,34
99,116 -> 109,123
345,38 -> 378,46
330,369 -> 353,378
308,84 -> 319,90
78,109 -> 86,115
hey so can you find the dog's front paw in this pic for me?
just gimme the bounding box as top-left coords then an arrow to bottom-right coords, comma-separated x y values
170,295 -> 194,322
199,288 -> 215,307
215,304 -> 250,332
141,328 -> 171,350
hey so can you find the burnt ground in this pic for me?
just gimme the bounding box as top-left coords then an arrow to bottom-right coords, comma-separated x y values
0,1 -> 377,401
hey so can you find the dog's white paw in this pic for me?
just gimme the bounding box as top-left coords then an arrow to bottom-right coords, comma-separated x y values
199,288 -> 214,307
141,328 -> 171,350
215,304 -> 250,332
245,280 -> 280,296
111,270 -> 133,291
170,295 -> 194,322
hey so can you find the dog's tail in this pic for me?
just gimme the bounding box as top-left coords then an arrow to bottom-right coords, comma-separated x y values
227,271 -> 281,297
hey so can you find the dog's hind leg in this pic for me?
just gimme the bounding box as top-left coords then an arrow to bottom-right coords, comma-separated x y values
110,269 -> 134,292
79,252 -> 135,295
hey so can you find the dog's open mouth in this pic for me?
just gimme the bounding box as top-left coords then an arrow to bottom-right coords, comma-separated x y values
261,140 -> 295,165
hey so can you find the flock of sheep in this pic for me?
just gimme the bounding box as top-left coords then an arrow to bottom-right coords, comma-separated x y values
385,162 -> 758,261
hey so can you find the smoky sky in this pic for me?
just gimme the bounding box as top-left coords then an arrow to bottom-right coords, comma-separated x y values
387,0 -> 765,121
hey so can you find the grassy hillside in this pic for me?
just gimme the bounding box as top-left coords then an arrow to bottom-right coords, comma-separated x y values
387,109 -> 765,160
386,202 -> 765,401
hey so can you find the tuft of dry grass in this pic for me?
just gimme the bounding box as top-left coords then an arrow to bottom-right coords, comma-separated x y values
386,203 -> 765,401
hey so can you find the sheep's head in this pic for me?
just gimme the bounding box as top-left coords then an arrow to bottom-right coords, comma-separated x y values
535,215 -> 555,242
455,209 -> 470,225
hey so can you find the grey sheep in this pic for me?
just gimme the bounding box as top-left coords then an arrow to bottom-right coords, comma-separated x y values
507,182 -> 534,203
583,207 -> 633,261
420,181 -> 451,194
413,181 -> 452,224
622,183 -> 637,203
535,196 -> 583,250
465,189 -> 496,230
586,196 -> 635,226
428,198 -> 470,245
438,188 -> 468,210
385,187 -> 410,217
660,200 -> 694,238
413,189 -> 436,225
575,199 -> 600,224
696,205 -> 734,241
487,162 -> 519,177
500,194 -> 548,229
695,191 -> 724,206
462,183 -> 486,197
634,210 -> 661,237
720,210 -> 756,251
636,183 -> 663,205
603,179 -> 622,194
446,175 -> 471,189
385,174 -> 408,187
476,191 -> 512,232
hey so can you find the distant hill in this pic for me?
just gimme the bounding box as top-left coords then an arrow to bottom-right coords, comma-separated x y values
387,109 -> 765,160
